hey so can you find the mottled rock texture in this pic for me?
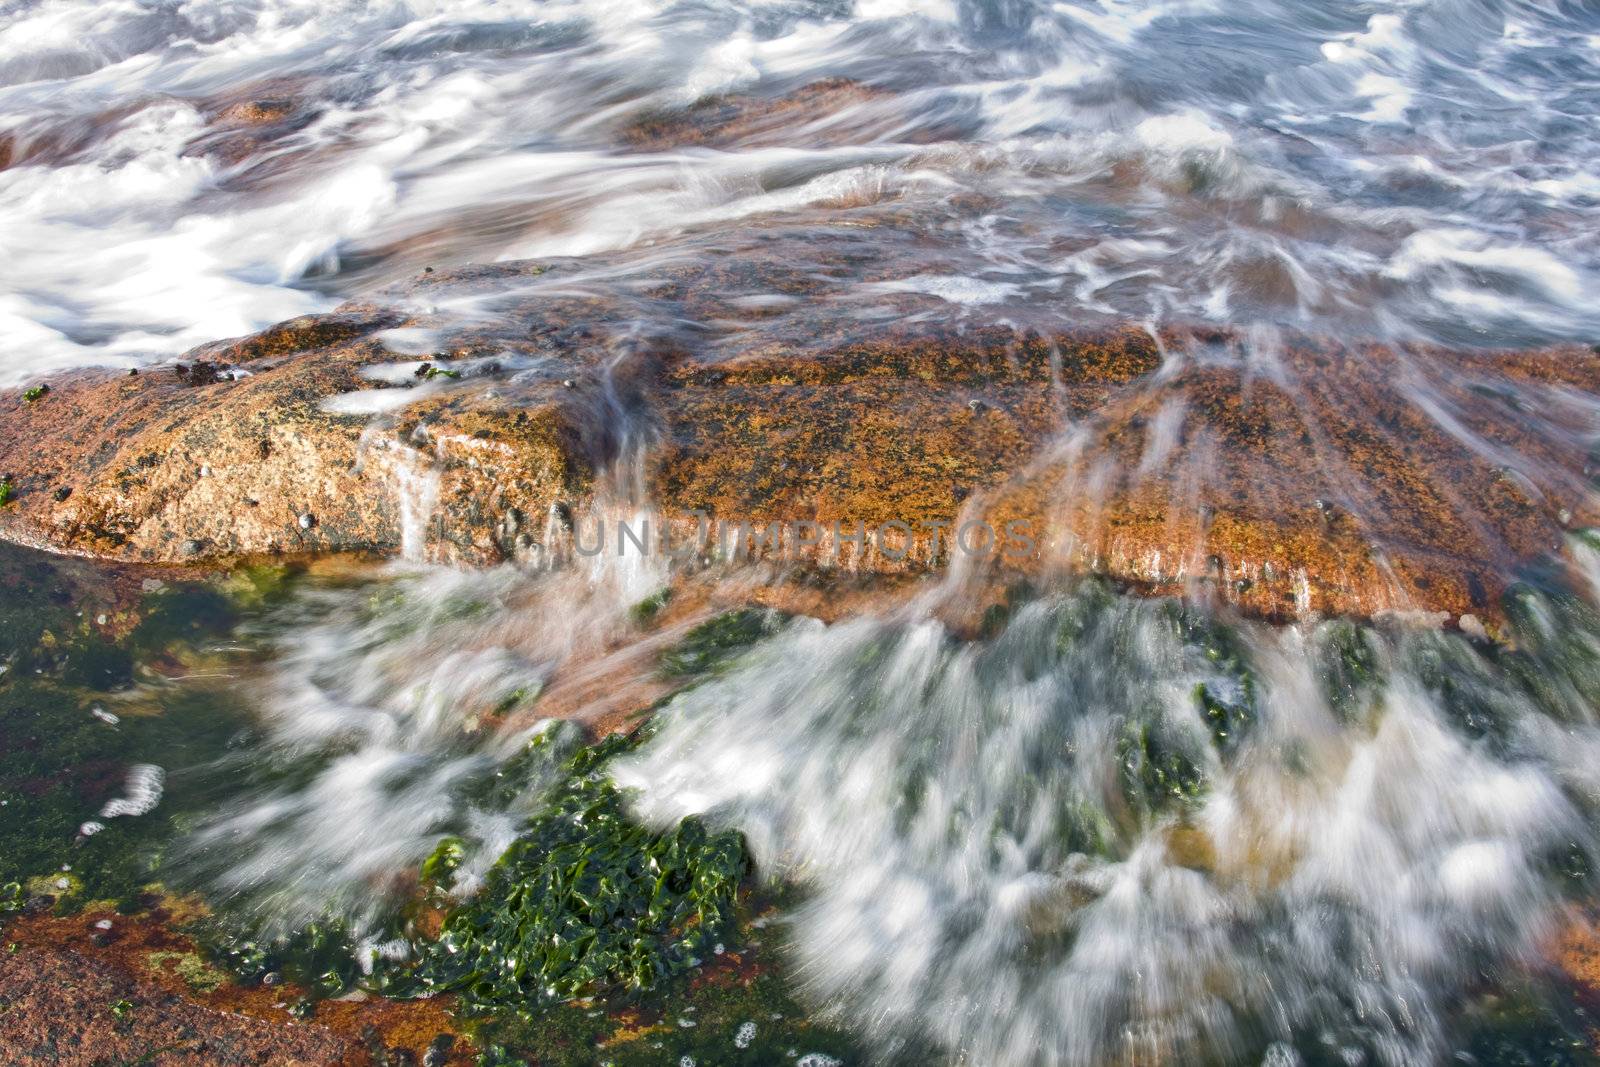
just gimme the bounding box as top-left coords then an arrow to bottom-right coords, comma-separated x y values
3,253 -> 1597,625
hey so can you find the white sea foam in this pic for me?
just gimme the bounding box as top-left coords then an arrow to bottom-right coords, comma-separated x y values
616,582 -> 1600,1065
0,0 -> 1597,387
99,763 -> 165,818
874,273 -> 1022,305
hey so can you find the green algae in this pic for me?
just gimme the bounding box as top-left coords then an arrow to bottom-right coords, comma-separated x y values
629,587 -> 672,626
181,721 -> 862,1065
1315,618 -> 1383,726
0,544 -> 283,916
147,950 -> 228,994
660,609 -> 784,676
1449,979 -> 1599,1067
469,951 -> 864,1067
199,915 -> 365,1005
420,836 -> 467,888
413,732 -> 748,1010
1117,716 -> 1207,812
1168,605 -> 1258,753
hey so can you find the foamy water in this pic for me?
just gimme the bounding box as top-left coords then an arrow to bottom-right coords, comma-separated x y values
3,0 -> 1600,386
617,553 -> 1600,1065
22,1 -> 1598,1059
164,528 -> 1600,1063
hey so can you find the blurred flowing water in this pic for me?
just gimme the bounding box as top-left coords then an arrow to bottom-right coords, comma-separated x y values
8,1 -> 1600,1062
2,0 -> 1600,386
159,528 -> 1600,1064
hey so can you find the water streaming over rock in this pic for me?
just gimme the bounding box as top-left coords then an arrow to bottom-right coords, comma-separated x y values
158,524 -> 1600,1062
170,446 -> 674,935
616,544 -> 1600,1065
3,0 -> 1600,387
7,0 -> 1600,1062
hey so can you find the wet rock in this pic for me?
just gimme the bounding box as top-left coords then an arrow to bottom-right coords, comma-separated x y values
1,260 -> 1596,625
424,1033 -> 456,1067
0,307 -> 482,563
618,78 -> 948,152
0,939 -> 352,1064
183,80 -> 326,178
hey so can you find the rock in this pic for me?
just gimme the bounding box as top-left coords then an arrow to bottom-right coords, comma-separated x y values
424,1033 -> 456,1067
0,255 -> 1596,625
0,938 -> 353,1064
618,78 -> 957,152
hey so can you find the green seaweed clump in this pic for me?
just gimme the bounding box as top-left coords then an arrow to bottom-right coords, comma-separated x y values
0,476 -> 12,507
629,587 -> 673,626
1314,619 -> 1383,725
1174,609 -> 1258,752
22,384 -> 48,403
1117,717 -> 1206,813
415,735 -> 749,1012
469,944 -> 866,1067
660,608 -> 782,676
420,836 -> 467,888
199,916 -> 363,1001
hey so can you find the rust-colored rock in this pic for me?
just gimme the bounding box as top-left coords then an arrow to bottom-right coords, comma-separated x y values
0,903 -> 472,1066
0,306 -> 587,565
0,939 -> 354,1066
618,77 -> 922,152
979,333 -> 1600,622
3,256 -> 1597,626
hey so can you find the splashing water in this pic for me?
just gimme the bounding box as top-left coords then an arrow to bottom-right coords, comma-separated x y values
172,451 -> 676,935
12,0 -> 1595,1058
172,563 -> 564,935
612,547 -> 1600,1065
3,0 -> 1600,386
161,530 -> 1600,1062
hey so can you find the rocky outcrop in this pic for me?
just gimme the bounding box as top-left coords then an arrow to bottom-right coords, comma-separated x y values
0,903 -> 471,1066
3,259 -> 1597,625
618,77 -> 930,151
